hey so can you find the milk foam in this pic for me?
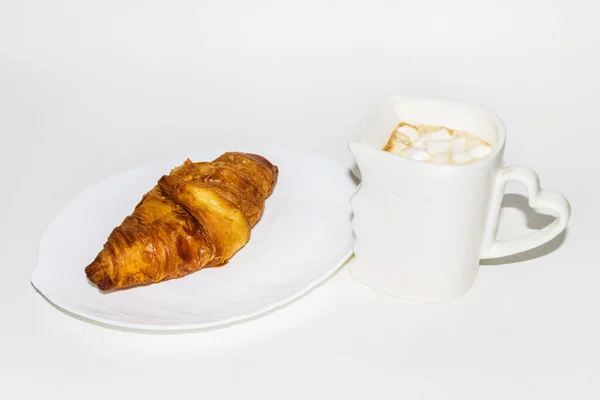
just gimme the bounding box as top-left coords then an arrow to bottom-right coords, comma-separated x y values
383,122 -> 493,165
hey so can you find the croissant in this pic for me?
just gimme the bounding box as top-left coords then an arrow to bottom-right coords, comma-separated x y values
84,152 -> 278,291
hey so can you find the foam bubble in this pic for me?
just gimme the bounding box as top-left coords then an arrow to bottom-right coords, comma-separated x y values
396,125 -> 419,142
390,131 -> 411,146
425,128 -> 452,140
451,151 -> 472,164
412,137 -> 427,149
449,137 -> 467,152
425,140 -> 450,154
401,147 -> 432,161
469,143 -> 492,159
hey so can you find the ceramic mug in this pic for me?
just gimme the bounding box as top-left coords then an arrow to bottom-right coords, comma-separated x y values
348,95 -> 571,303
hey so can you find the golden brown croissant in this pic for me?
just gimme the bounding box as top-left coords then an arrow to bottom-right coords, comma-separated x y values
84,152 -> 278,291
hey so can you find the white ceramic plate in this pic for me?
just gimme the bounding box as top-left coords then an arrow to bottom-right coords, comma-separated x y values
31,144 -> 355,331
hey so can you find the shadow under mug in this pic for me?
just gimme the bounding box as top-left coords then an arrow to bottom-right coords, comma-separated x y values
348,95 -> 571,303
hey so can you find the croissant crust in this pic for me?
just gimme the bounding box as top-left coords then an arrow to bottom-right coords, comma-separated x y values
84,152 -> 278,291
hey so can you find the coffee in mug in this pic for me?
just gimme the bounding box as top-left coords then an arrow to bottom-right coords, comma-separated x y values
383,122 -> 492,165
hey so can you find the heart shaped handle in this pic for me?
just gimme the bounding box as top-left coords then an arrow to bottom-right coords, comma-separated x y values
481,166 -> 571,259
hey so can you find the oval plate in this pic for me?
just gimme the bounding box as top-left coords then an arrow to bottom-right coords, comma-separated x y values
31,144 -> 355,331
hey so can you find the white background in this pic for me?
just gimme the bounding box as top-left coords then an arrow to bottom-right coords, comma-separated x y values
1,1 -> 599,399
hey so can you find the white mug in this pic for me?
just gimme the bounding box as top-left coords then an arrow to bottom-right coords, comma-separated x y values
348,95 -> 571,303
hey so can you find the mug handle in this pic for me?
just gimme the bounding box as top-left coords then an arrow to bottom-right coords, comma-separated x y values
480,166 -> 571,259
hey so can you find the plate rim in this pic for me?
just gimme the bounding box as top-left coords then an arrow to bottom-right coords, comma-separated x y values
30,143 -> 356,331
31,252 -> 354,332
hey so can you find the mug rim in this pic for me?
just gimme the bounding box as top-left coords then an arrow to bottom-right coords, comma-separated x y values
349,94 -> 507,169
